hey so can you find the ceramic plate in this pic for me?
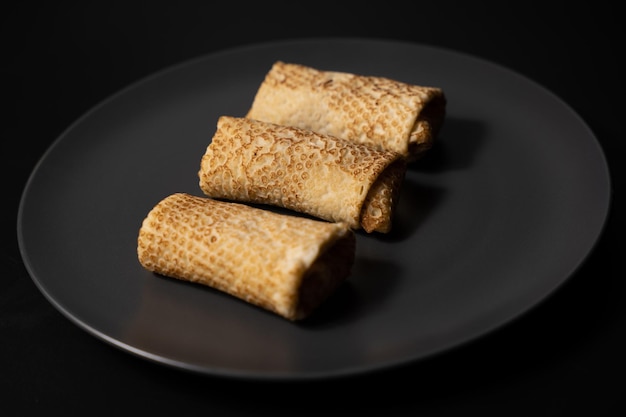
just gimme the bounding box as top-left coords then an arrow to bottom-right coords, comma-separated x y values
17,38 -> 611,380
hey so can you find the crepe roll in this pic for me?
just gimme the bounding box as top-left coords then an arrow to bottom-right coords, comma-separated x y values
137,193 -> 356,321
246,61 -> 447,161
198,116 -> 406,233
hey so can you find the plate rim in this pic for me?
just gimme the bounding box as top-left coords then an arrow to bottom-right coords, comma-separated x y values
17,37 -> 613,380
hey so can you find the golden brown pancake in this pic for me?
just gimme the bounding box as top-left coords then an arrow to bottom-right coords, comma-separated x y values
137,193 -> 356,321
198,116 -> 406,233
246,61 -> 446,161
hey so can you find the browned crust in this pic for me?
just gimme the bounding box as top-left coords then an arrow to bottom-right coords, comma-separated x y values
360,158 -> 407,233
246,61 -> 446,160
137,193 -> 356,321
198,116 -> 406,233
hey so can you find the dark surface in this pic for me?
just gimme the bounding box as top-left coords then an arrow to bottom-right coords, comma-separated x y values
3,2 -> 624,415
15,37 -> 611,381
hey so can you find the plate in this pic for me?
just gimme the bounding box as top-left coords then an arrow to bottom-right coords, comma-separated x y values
17,38 -> 611,380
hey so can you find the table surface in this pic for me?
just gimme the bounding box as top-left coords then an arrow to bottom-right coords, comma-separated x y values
3,2 -> 624,415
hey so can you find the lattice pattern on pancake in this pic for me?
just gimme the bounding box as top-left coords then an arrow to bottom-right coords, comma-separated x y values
246,61 -> 446,160
198,116 -> 406,232
137,193 -> 355,320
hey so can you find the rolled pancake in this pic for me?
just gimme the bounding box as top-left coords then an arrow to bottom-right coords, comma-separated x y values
198,116 -> 407,233
137,193 -> 356,321
246,61 -> 447,161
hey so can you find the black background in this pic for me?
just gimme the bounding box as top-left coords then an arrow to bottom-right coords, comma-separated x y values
3,2 -> 624,415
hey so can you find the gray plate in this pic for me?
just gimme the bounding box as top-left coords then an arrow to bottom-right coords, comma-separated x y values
17,38 -> 611,380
